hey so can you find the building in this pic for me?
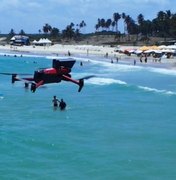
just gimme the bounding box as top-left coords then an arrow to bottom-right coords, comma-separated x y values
10,35 -> 30,46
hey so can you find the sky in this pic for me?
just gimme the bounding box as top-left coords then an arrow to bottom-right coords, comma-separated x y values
0,0 -> 175,34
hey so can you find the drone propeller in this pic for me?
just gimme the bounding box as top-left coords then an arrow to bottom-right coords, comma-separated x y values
0,73 -> 32,76
78,75 -> 96,92
79,75 -> 96,80
37,67 -> 49,70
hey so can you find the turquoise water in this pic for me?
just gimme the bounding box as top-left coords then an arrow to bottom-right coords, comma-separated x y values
0,53 -> 176,180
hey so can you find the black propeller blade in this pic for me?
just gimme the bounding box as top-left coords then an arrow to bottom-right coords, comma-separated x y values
80,75 -> 96,80
0,73 -> 32,76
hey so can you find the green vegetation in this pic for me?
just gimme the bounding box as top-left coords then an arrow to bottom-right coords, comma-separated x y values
2,10 -> 176,45
95,10 -> 176,37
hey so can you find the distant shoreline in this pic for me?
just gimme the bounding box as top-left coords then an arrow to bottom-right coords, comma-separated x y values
0,44 -> 176,70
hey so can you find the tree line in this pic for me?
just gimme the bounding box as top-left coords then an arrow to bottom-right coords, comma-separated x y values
8,10 -> 176,40
95,10 -> 176,38
8,20 -> 86,41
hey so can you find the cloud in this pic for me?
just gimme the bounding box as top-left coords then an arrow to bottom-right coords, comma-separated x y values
0,0 -> 175,33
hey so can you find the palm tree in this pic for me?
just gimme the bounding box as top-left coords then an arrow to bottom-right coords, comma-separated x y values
100,18 -> 106,30
70,22 -> 74,28
51,27 -> 60,38
137,14 -> 144,25
137,13 -> 144,35
9,29 -> 15,37
19,29 -> 25,35
157,11 -> 166,21
124,15 -> 137,40
95,24 -> 100,32
38,29 -> 42,34
106,19 -> 112,31
156,11 -> 168,37
95,18 -> 101,32
97,18 -> 101,28
75,28 -> 80,39
62,23 -> 75,40
80,20 -> 86,28
43,23 -> 52,34
143,20 -> 152,36
124,15 -> 131,34
111,21 -> 115,31
121,13 -> 127,34
166,10 -> 171,19
165,10 -> 172,36
170,13 -> 176,36
113,12 -> 121,33
79,20 -> 86,33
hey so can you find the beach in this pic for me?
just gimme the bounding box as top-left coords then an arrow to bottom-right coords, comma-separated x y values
0,44 -> 176,70
0,44 -> 115,56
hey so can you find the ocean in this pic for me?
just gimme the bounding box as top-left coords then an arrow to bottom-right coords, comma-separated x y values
0,52 -> 176,180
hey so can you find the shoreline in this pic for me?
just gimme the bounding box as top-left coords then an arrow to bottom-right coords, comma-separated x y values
0,44 -> 176,70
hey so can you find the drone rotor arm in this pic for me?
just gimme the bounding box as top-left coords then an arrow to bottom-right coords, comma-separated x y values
62,74 -> 84,92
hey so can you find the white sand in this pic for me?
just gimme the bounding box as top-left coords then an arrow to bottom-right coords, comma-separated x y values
0,44 -> 176,69
0,44 -> 116,57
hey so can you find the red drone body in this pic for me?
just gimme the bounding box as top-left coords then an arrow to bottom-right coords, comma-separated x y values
12,59 -> 84,92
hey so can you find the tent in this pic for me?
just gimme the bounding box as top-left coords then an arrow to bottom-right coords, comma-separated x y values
33,38 -> 52,46
38,38 -> 52,46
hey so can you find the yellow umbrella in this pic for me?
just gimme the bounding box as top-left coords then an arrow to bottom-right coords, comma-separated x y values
150,45 -> 159,50
139,46 -> 150,51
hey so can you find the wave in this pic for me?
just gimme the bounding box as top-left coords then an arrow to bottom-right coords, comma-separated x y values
75,56 -> 176,76
0,52 -> 45,58
138,86 -> 176,95
148,67 -> 176,76
86,77 -> 176,96
86,77 -> 127,86
46,56 -> 75,60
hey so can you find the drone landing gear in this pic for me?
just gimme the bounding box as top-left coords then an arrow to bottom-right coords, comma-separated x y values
30,80 -> 44,92
31,83 -> 36,93
78,79 -> 84,92
24,82 -> 29,88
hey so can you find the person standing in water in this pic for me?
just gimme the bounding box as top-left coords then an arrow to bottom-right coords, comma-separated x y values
52,96 -> 66,110
52,96 -> 59,108
59,98 -> 66,110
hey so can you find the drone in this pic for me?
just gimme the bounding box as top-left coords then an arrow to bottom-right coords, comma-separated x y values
1,59 -> 93,92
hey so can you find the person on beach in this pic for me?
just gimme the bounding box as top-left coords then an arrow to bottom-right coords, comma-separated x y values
68,51 -> 71,56
134,59 -> 136,65
105,52 -> 108,58
144,54 -> 148,63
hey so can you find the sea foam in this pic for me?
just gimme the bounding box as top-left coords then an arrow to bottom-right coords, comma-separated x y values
149,67 -> 176,76
86,77 -> 127,85
138,86 -> 176,95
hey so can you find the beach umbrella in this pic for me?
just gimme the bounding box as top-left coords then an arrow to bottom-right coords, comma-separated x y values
134,50 -> 142,54
144,49 -> 155,53
166,45 -> 176,49
158,45 -> 167,49
139,46 -> 150,51
32,40 -> 38,45
150,45 -> 159,50
161,49 -> 175,53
